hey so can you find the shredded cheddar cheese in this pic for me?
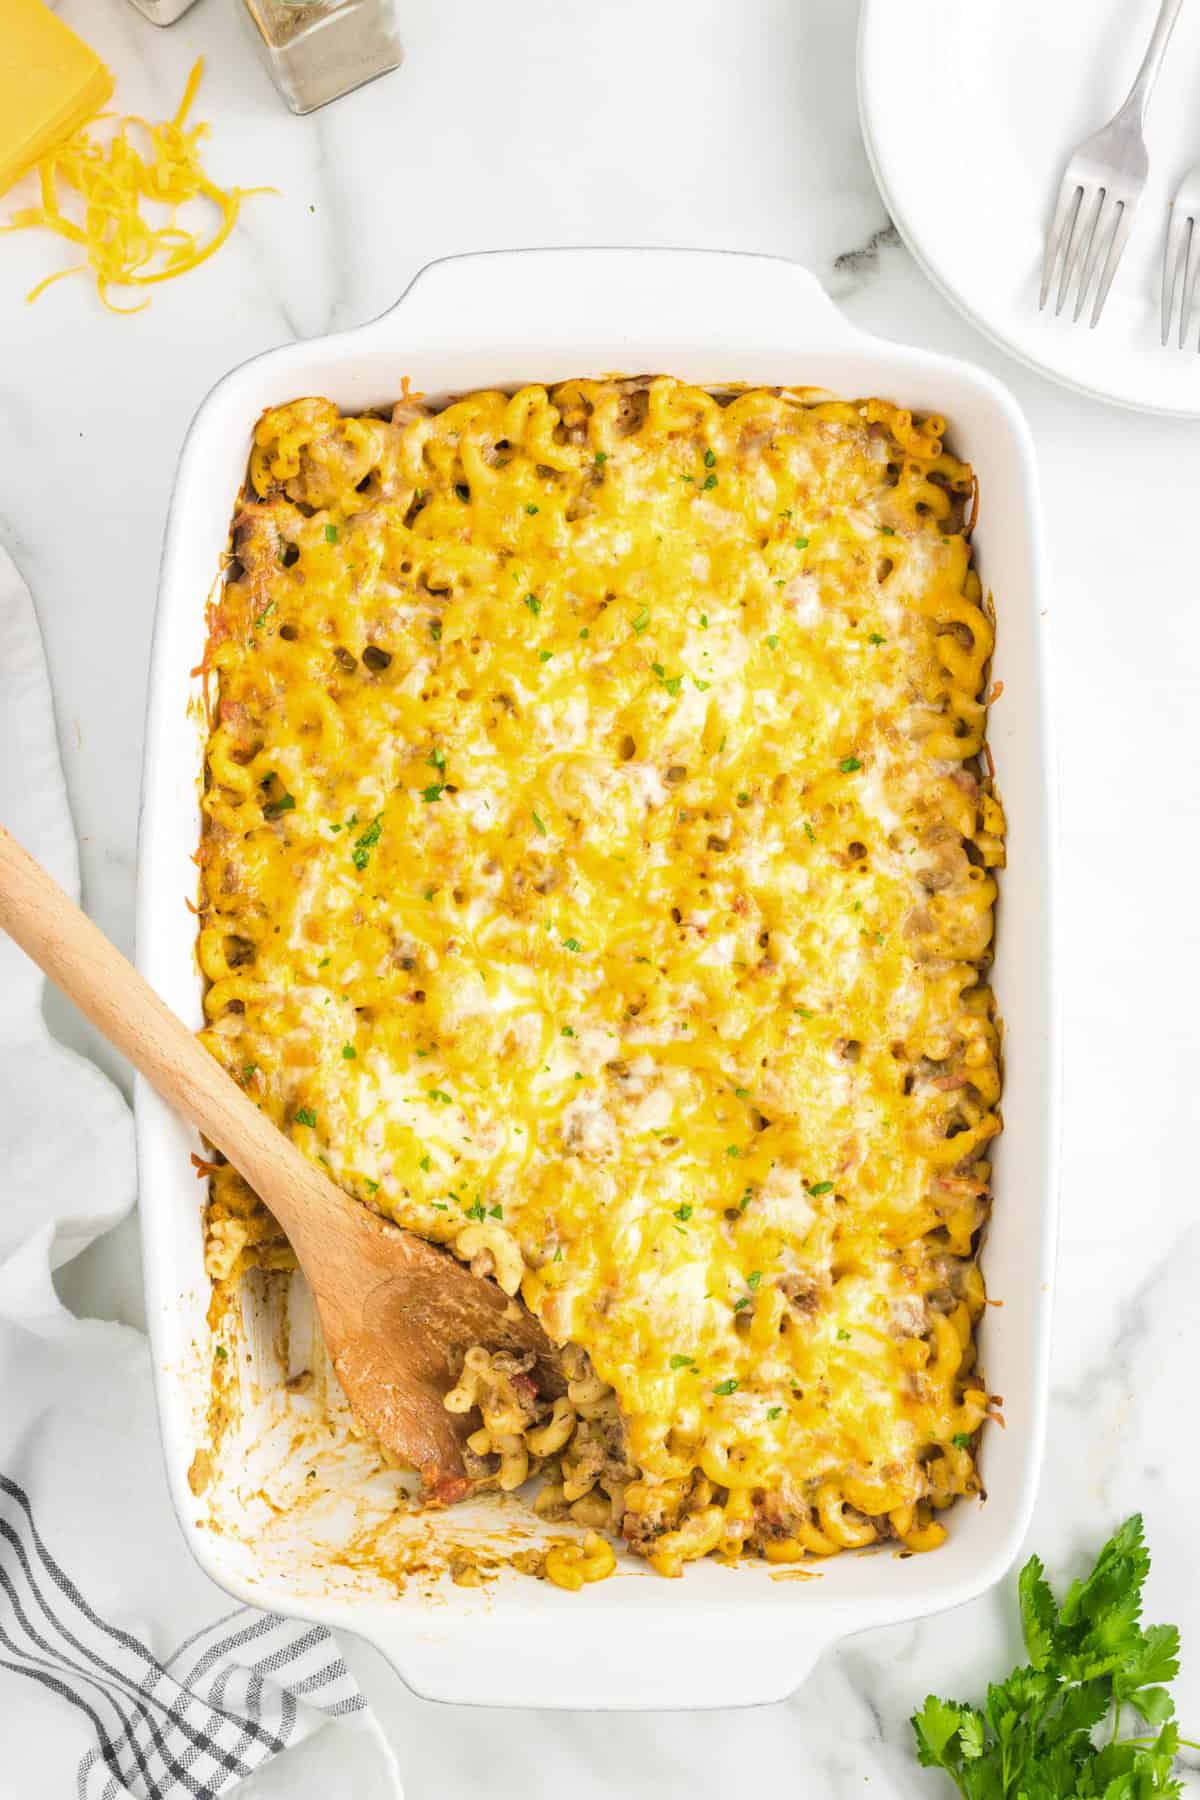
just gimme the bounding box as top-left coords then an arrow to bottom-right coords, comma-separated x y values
199,378 -> 1005,1576
1,59 -> 270,312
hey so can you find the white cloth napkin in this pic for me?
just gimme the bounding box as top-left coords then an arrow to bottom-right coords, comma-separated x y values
0,545 -> 402,1800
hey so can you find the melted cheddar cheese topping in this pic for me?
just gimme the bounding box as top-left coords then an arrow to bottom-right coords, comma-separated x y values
199,378 -> 1004,1573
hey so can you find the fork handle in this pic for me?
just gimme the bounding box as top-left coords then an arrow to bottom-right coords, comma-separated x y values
1121,0 -> 1185,124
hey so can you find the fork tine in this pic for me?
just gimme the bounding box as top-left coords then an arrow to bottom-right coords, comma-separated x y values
1040,176 -> 1083,310
1161,204 -> 1188,344
1180,218 -> 1200,350
1089,197 -> 1135,328
1072,189 -> 1115,322
1057,185 -> 1102,316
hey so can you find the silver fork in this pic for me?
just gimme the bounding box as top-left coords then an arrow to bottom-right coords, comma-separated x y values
1161,166 -> 1200,344
1040,0 -> 1185,327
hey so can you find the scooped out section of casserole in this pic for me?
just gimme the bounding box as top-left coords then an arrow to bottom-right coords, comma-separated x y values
197,376 -> 1004,1581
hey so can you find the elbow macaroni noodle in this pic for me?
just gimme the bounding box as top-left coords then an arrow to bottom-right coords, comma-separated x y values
198,377 -> 1004,1580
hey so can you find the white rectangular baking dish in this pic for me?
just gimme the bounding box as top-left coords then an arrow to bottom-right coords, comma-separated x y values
137,247 -> 1057,1711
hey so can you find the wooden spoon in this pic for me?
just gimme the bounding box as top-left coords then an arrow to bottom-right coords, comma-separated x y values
0,822 -> 560,1500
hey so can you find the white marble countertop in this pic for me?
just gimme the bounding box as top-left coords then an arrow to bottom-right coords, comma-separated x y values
5,0 -> 1200,1793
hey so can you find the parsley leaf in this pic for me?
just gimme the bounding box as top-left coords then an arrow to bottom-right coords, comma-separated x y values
669,1354 -> 695,1370
293,1107 -> 317,1128
909,1516 -> 1198,1799
351,814 -> 383,870
324,523 -> 338,543
712,1377 -> 739,1396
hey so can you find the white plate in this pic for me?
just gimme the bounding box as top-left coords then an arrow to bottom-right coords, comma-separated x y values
859,0 -> 1200,416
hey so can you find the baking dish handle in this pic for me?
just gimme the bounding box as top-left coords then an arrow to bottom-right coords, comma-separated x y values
347,1603 -> 840,1711
368,247 -> 873,358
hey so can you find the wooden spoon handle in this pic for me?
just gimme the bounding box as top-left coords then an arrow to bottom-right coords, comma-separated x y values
0,820 -> 323,1239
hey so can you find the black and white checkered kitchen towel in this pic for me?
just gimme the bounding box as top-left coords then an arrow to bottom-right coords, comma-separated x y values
0,1474 -> 373,1798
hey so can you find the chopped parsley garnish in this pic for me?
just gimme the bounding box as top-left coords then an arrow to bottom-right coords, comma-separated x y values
836,1328 -> 851,1341
420,783 -> 443,803
880,524 -> 894,534
794,1006 -> 813,1018
767,1405 -> 782,1420
352,814 -> 383,869
700,612 -> 708,627
561,937 -> 582,953
489,1203 -> 503,1219
525,503 -> 539,515
674,1203 -> 693,1222
293,1107 -> 317,1128
701,473 -> 717,491
670,1354 -> 695,1370
952,1432 -> 973,1450
553,1246 -> 564,1262
427,747 -> 445,770
733,1296 -> 751,1312
704,449 -> 716,468
426,1088 -> 452,1104
839,756 -> 862,773
419,1154 -> 431,1171
215,1345 -> 228,1361
561,1025 -> 574,1037
241,1063 -> 257,1082
747,1271 -> 762,1289
465,1198 -> 487,1222
808,1180 -> 833,1196
365,1179 -> 379,1194
766,634 -> 779,650
324,523 -> 338,543
265,792 -> 295,816
713,1378 -> 739,1396
253,600 -> 275,630
538,649 -> 553,662
341,1044 -> 356,1059
804,820 -> 816,842
693,677 -> 711,692
318,955 -> 331,968
429,619 -> 442,642
532,809 -> 547,835
594,450 -> 607,464
735,1087 -> 749,1100
579,627 -> 589,640
725,1145 -> 741,1158
631,607 -> 650,634
523,592 -> 541,617
794,536 -> 809,550
868,632 -> 886,645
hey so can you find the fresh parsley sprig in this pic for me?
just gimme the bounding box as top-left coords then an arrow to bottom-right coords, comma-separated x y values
912,1515 -> 1197,1798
